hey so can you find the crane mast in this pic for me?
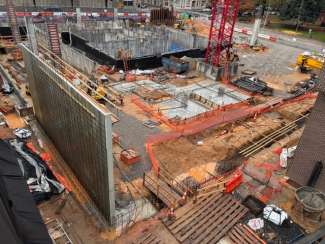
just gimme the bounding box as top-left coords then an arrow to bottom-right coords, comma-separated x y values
205,0 -> 240,67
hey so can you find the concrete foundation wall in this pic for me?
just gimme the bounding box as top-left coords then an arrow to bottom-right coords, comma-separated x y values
61,44 -> 97,75
21,44 -> 115,225
166,27 -> 208,50
0,0 -> 33,6
0,0 -> 106,7
68,23 -> 207,59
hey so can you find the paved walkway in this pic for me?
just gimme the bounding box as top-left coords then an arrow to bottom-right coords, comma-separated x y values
111,109 -> 161,180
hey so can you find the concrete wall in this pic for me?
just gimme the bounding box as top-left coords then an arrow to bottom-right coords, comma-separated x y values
166,27 -> 208,50
61,44 -> 96,75
68,24 -> 207,59
0,0 -> 34,6
0,0 -> 106,7
21,44 -> 115,225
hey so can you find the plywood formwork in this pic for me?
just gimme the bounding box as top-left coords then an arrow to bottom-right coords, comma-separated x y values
20,44 -> 115,225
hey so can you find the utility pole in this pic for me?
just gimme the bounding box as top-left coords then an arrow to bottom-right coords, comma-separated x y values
262,0 -> 270,29
250,5 -> 264,47
76,7 -> 81,26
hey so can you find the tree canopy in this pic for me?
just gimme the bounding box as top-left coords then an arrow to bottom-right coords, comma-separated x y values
279,0 -> 322,23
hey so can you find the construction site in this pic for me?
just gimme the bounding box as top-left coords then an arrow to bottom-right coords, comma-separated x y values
1,0 -> 325,243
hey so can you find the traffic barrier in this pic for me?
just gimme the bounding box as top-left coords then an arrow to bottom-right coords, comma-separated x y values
234,27 -> 278,43
225,170 -> 243,193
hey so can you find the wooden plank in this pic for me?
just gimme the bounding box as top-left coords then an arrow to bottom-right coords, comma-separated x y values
234,225 -> 261,244
201,206 -> 248,244
241,224 -> 266,244
179,196 -> 236,243
197,187 -> 225,198
144,173 -> 181,207
164,192 -> 217,226
190,201 -> 243,244
228,230 -> 249,244
141,234 -> 156,244
136,232 -> 153,243
232,225 -> 255,244
171,194 -> 231,237
167,192 -> 223,231
135,231 -> 164,244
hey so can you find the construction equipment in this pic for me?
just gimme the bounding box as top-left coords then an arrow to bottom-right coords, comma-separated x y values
205,0 -> 240,84
297,52 -> 324,73
232,76 -> 273,95
162,56 -> 189,74
174,20 -> 185,30
174,19 -> 193,31
120,149 -> 141,165
205,0 -> 240,67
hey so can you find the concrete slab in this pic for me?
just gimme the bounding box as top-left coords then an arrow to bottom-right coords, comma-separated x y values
158,98 -> 208,119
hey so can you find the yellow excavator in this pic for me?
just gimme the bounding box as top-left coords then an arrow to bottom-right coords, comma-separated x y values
297,52 -> 324,73
174,19 -> 193,31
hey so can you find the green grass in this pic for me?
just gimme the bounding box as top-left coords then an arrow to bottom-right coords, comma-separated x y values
266,22 -> 325,43
262,16 -> 325,43
300,31 -> 325,42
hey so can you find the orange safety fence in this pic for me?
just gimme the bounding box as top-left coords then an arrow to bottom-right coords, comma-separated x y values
146,143 -> 160,175
144,92 -> 317,175
132,94 -> 255,132
274,92 -> 317,109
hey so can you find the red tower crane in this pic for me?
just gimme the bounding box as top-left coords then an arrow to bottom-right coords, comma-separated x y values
205,0 -> 240,67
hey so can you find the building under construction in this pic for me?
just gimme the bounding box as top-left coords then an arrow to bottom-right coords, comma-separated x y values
1,0 -> 325,243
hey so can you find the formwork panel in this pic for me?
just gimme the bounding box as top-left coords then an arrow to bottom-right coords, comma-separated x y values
20,45 -> 115,224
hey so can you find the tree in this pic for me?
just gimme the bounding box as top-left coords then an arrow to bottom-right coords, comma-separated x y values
280,0 -> 321,23
239,0 -> 256,14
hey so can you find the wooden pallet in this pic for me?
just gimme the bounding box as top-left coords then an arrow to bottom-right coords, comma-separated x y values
162,193 -> 248,244
133,232 -> 164,244
143,172 -> 182,208
228,223 -> 266,244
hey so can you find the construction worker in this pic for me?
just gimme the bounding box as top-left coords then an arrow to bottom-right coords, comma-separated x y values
178,192 -> 187,206
119,95 -> 124,106
168,207 -> 176,221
